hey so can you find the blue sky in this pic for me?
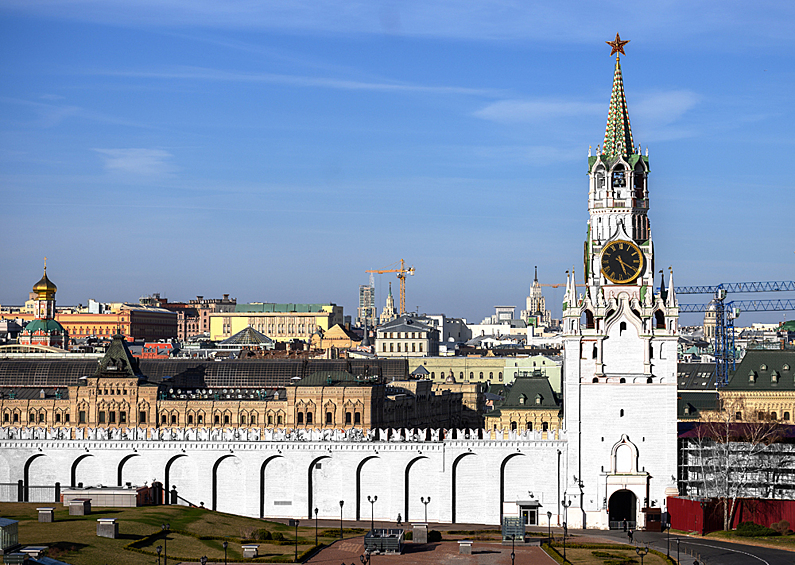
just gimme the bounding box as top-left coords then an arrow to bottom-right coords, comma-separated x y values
1,1 -> 794,326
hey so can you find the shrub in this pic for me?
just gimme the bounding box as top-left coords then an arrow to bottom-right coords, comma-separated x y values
428,530 -> 442,543
255,528 -> 272,540
735,521 -> 778,537
403,531 -> 413,540
272,531 -> 286,541
770,520 -> 790,535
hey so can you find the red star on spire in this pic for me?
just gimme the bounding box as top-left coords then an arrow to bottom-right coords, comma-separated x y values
606,33 -> 630,57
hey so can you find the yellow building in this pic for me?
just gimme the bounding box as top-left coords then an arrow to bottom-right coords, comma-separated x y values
484,373 -> 562,433
409,355 -> 562,391
209,303 -> 343,343
0,335 -> 473,432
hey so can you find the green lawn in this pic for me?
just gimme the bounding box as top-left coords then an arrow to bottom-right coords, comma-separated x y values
707,529 -> 795,551
0,503 -> 336,564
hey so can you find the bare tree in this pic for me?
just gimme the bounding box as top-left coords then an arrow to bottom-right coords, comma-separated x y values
689,397 -> 784,530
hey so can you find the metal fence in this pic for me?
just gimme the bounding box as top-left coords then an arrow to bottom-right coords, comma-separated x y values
609,520 -> 636,530
0,481 -> 60,503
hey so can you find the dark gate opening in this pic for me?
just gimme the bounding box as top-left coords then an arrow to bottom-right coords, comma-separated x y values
608,489 -> 636,530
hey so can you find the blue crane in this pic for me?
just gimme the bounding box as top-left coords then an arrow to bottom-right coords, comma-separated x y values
675,281 -> 795,386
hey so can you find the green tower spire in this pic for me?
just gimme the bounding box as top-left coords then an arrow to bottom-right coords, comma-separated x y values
602,54 -> 634,159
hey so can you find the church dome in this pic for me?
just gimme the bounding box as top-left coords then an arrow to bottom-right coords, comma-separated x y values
32,269 -> 57,298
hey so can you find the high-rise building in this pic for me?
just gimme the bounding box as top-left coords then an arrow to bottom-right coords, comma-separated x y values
379,283 -> 397,324
521,267 -> 551,326
561,37 -> 679,529
357,284 -> 376,328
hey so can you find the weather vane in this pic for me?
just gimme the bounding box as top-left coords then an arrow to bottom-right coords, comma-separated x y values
606,33 -> 629,58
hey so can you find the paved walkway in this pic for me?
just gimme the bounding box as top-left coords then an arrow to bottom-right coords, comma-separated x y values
307,537 -> 555,565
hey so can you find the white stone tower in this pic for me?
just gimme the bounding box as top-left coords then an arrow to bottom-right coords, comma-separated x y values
561,35 -> 679,530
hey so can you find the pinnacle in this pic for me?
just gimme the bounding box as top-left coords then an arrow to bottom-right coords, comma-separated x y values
602,57 -> 634,159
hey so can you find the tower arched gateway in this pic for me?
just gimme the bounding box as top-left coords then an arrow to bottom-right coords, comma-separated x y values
562,34 -> 679,530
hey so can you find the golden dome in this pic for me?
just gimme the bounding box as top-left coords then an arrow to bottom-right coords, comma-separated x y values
33,267 -> 57,298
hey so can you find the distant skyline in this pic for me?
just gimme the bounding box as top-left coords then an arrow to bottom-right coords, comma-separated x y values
2,1 -> 794,327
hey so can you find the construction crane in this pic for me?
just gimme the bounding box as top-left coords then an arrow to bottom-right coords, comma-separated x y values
366,259 -> 415,315
677,281 -> 795,387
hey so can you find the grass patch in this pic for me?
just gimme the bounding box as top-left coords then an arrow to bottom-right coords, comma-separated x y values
0,502 -> 338,565
542,543 -> 674,565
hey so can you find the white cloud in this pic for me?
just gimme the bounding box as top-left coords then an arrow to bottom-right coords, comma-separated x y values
93,148 -> 177,176
90,66 -> 503,96
632,90 -> 700,128
473,99 -> 603,123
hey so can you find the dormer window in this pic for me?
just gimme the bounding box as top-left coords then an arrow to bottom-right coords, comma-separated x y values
535,394 -> 543,405
519,394 -> 526,405
771,371 -> 779,383
749,371 -> 757,383
760,364 -> 768,371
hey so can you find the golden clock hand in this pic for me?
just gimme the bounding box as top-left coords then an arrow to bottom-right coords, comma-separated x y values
616,256 -> 629,275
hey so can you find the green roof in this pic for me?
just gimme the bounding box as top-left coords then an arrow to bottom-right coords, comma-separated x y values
96,334 -> 143,379
22,319 -> 67,335
726,349 -> 795,391
295,371 -> 375,387
602,56 -> 634,159
490,374 -> 561,412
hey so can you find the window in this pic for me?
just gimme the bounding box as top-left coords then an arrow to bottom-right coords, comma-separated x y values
784,412 -> 791,421
277,415 -> 283,425
326,412 -> 332,424
161,414 -> 167,424
470,372 -> 474,379
119,411 -> 126,423
489,372 -> 493,379
214,415 -> 220,424
109,411 -> 116,424
298,412 -> 304,425
511,422 -> 517,431
354,412 -> 361,425
224,415 -> 230,425
527,422 -> 532,431
382,344 -> 386,353
188,414 -> 194,424
65,413 -> 70,423
345,412 -> 352,425
79,411 -> 86,424
593,377 -> 599,383
29,412 -> 35,422
198,414 -> 204,424
418,343 -> 423,352
38,413 -> 45,423
3,413 -> 9,423
99,411 -> 106,423
139,411 -> 147,423
479,372 -> 484,379
771,412 -> 778,420
241,415 -> 247,425
13,413 -> 19,423
390,344 -> 394,352
306,412 -> 313,424
251,415 -> 256,425
735,412 -> 742,421
397,343 -> 401,352
499,373 -> 503,382
542,422 -> 549,432
412,344 -> 416,352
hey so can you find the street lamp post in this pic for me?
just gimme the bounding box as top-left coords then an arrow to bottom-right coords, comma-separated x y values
635,545 -> 649,565
222,540 -> 228,565
315,507 -> 319,546
561,498 -> 571,564
676,538 -> 680,564
510,534 -> 515,565
547,511 -> 552,543
156,546 -> 161,565
339,500 -> 345,539
367,495 -> 377,533
293,519 -> 300,562
161,524 -> 170,565
420,496 -> 430,523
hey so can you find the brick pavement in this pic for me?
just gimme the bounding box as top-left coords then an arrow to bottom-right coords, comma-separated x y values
306,537 -> 556,564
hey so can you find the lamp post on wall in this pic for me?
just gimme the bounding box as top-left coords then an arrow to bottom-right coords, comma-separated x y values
421,496 -> 431,523
339,500 -> 345,539
367,495 -> 377,533
314,507 -> 319,546
547,511 -> 552,542
160,523 -> 170,565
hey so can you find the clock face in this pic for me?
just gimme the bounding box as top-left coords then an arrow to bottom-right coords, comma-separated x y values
600,240 -> 643,284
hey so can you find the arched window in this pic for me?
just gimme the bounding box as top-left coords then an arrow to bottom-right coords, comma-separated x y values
326,412 -> 333,424
479,372 -> 484,379
655,310 -> 665,330
619,378 -> 626,383
620,409 -> 625,417
593,377 -> 599,383
771,412 -> 778,420
470,372 -> 474,379
582,310 -> 595,330
306,412 -> 313,424
511,421 -> 517,431
784,412 -> 791,421
297,412 -> 304,425
542,422 -> 549,432
389,343 -> 394,352
593,344 -> 598,359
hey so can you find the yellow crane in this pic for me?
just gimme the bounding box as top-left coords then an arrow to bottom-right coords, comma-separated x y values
366,259 -> 415,315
